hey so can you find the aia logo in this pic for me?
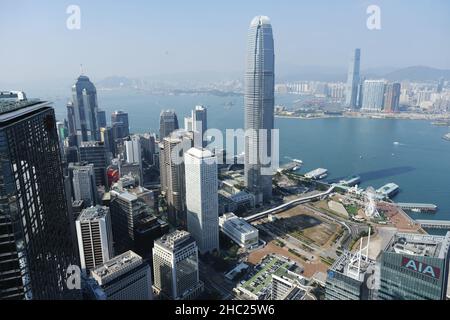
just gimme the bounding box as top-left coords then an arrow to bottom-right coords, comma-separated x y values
401,257 -> 441,279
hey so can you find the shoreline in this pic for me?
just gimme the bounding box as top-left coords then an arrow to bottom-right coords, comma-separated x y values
275,113 -> 450,122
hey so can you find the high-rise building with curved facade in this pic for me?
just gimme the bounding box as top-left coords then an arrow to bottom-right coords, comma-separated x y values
72,75 -> 99,144
244,16 -> 275,204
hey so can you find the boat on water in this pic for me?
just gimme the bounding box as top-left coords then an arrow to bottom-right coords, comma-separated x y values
443,133 -> 450,141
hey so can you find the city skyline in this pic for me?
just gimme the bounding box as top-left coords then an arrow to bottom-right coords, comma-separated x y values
1,1 -> 450,304
1,0 -> 450,89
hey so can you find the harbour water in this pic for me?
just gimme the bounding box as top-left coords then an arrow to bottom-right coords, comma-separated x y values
50,90 -> 450,222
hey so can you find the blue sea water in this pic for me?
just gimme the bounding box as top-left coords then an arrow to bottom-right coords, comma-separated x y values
50,90 -> 450,222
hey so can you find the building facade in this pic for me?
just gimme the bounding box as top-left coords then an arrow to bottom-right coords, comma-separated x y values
0,98 -> 80,299
244,16 -> 275,205
90,250 -> 153,300
76,206 -> 114,273
345,48 -> 361,108
361,80 -> 386,112
185,148 -> 219,254
71,75 -> 99,144
378,232 -> 450,300
152,230 -> 204,300
159,110 -> 179,139
383,82 -> 401,113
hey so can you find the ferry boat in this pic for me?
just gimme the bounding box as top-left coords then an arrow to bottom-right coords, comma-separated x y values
443,133 -> 450,141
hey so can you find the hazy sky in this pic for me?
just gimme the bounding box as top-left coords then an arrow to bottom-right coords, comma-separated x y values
1,0 -> 450,86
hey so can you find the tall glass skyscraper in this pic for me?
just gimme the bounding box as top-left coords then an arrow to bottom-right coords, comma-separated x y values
72,75 -> 99,145
0,97 -> 80,299
244,15 -> 275,205
345,49 -> 361,109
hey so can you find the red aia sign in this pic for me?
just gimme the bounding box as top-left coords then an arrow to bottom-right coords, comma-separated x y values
401,257 -> 441,279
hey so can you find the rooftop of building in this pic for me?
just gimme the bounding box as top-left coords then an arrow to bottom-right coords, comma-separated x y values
219,213 -> 258,235
185,147 -> 214,159
78,205 -> 109,221
91,250 -> 143,284
384,232 -> 450,259
328,251 -> 375,282
250,15 -> 271,27
0,95 -> 50,122
155,230 -> 195,251
238,254 -> 298,298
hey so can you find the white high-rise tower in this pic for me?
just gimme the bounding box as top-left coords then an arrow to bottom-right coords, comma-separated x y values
185,147 -> 219,254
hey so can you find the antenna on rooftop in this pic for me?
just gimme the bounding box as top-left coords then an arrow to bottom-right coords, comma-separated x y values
347,226 -> 371,280
80,64 -> 84,76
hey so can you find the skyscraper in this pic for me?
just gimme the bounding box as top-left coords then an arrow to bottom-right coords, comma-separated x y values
90,250 -> 153,300
185,148 -> 219,254
0,97 -> 79,299
72,75 -> 99,144
192,105 -> 207,148
345,49 -> 361,108
383,83 -> 401,113
70,162 -> 98,206
244,15 -> 275,205
111,110 -> 130,137
378,232 -> 450,300
159,130 -> 193,227
159,110 -> 179,139
97,109 -> 107,128
125,135 -> 142,165
79,141 -> 108,187
152,230 -> 204,300
75,205 -> 114,273
361,80 -> 386,112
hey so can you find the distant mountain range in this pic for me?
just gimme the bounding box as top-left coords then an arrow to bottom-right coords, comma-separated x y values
382,66 -> 450,82
96,66 -> 450,89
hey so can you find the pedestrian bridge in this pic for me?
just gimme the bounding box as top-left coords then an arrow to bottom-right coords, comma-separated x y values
244,186 -> 335,222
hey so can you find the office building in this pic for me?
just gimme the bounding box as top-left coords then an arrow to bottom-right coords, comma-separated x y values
90,250 -> 153,300
111,110 -> 129,137
69,162 -> 97,206
0,96 -> 79,299
361,80 -> 386,112
325,251 -> 376,300
219,212 -> 258,249
184,116 -> 193,131
271,267 -> 306,300
110,183 -> 166,257
378,232 -> 450,300
159,130 -> 193,227
152,230 -> 204,300
244,16 -> 275,204
185,148 -> 219,254
76,206 -> 114,273
97,109 -> 107,128
192,105 -> 207,148
159,110 -> 179,139
71,75 -> 99,144
79,141 -> 108,187
383,82 -> 401,113
345,49 -> 361,108
139,133 -> 157,165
